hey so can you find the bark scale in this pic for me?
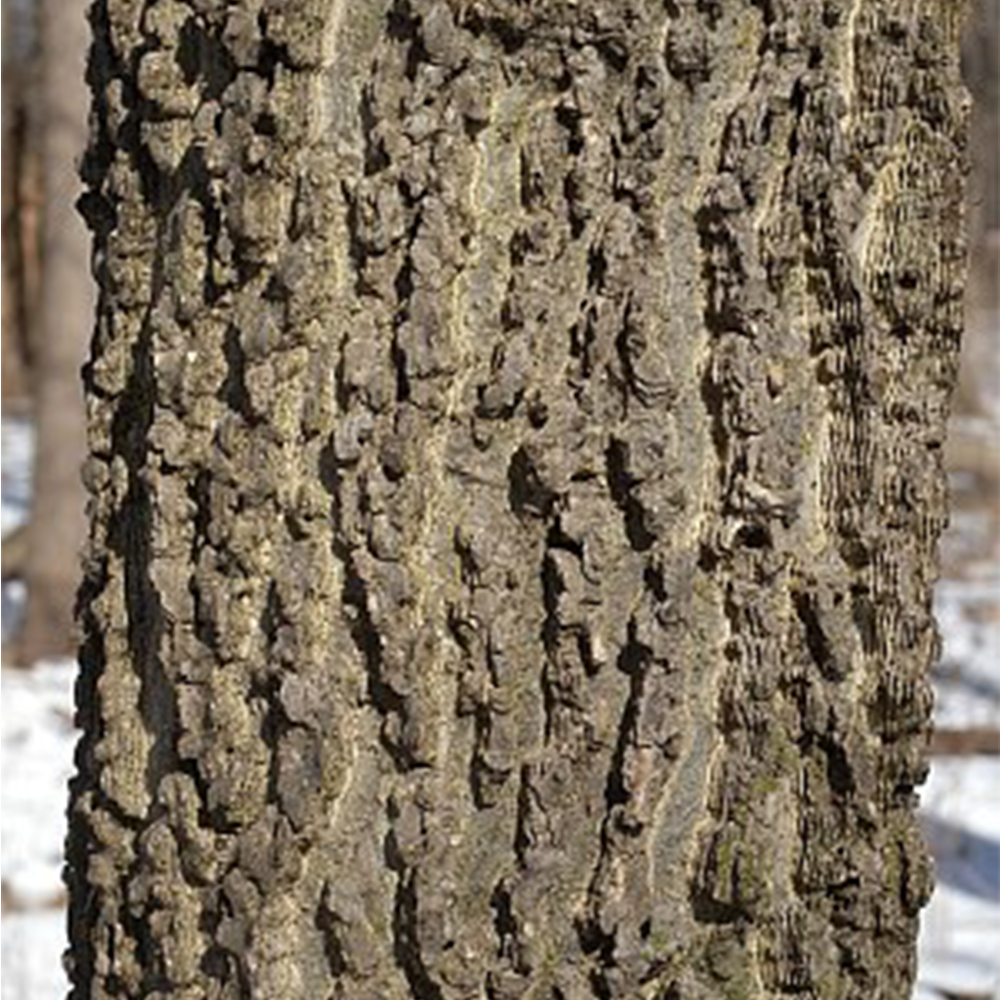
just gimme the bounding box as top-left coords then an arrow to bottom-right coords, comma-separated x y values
68,2 -> 968,998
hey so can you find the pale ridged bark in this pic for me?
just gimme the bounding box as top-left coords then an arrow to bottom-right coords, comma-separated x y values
68,2 -> 967,998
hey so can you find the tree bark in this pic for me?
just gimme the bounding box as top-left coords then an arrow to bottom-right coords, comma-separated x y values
68,2 -> 968,998
14,0 -> 93,664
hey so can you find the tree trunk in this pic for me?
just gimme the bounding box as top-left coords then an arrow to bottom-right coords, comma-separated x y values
2,0 -> 37,412
14,0 -> 93,664
68,2 -> 968,998
956,0 -> 998,418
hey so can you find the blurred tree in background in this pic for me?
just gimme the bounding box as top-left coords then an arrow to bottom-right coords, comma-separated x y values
939,0 -> 1000,598
964,0 -> 998,286
2,0 -> 92,665
2,0 -> 40,409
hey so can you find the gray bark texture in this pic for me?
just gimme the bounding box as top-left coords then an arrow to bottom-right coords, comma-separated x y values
68,1 -> 969,998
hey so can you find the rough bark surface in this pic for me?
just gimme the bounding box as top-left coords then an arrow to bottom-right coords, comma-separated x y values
68,1 -> 968,998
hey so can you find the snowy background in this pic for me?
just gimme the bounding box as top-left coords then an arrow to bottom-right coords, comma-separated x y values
1,410 -> 998,997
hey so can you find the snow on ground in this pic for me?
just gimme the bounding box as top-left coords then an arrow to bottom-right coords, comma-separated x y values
1,419 -> 32,537
2,412 -> 998,999
0,911 -> 67,1000
934,574 -> 1000,731
1,660 -> 76,910
1,419 -> 32,642
919,756 -> 1000,999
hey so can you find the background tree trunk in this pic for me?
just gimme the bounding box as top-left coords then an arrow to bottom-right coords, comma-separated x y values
68,2 -> 968,998
11,0 -> 93,664
1,0 -> 39,412
947,0 -> 998,492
